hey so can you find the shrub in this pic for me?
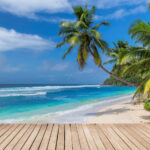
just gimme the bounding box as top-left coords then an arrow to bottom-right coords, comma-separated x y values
144,99 -> 150,111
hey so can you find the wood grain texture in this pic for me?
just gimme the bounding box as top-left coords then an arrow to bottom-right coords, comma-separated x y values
0,123 -> 149,150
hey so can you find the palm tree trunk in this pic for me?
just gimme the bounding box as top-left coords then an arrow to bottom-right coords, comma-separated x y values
88,47 -> 138,87
99,64 -> 138,87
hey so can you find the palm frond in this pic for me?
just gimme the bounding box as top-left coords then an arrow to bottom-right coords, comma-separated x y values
92,21 -> 110,30
62,46 -> 74,59
129,20 -> 150,47
91,44 -> 101,65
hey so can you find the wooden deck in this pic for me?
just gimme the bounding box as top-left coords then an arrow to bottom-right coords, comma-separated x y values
0,124 -> 150,150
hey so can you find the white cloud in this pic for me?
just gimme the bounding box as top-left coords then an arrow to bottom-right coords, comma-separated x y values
0,0 -> 149,20
0,0 -> 72,18
41,17 -> 75,23
0,0 -> 148,24
96,5 -> 147,20
76,0 -> 149,9
0,27 -> 55,51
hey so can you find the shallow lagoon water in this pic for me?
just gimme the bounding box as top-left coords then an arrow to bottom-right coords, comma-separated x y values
0,85 -> 136,122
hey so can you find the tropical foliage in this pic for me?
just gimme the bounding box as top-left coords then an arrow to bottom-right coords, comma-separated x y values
57,5 -> 137,87
144,99 -> 150,111
103,75 -> 141,86
57,4 -> 150,100
104,22 -> 150,99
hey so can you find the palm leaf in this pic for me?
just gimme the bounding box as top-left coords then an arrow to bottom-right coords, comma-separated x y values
92,21 -> 110,30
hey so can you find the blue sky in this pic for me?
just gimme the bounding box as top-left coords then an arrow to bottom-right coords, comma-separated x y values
0,0 -> 149,84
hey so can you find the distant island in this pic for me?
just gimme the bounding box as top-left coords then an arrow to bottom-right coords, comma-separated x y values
103,75 -> 141,86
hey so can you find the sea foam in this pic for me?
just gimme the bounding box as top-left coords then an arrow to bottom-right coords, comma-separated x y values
0,92 -> 46,97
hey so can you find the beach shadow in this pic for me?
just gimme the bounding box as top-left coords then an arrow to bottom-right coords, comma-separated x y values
86,108 -> 129,116
140,115 -> 150,120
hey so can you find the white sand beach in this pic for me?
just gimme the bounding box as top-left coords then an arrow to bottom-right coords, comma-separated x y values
88,99 -> 150,124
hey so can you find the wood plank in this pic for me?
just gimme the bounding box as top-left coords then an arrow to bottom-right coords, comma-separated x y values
0,124 -> 6,131
125,124 -> 150,145
21,124 -> 41,150
0,124 -> 19,144
140,124 -> 150,136
65,124 -> 72,150
13,124 -> 36,150
0,123 -> 149,150
39,124 -> 53,150
104,125 -> 130,150
136,124 -> 150,139
47,124 -> 59,150
76,124 -> 89,150
0,124 -> 24,149
96,125 -> 115,150
122,124 -> 150,149
111,124 -> 139,150
71,124 -> 81,150
115,124 -> 147,150
88,124 -> 105,150
142,123 -> 150,130
56,124 -> 64,150
4,124 -> 30,150
99,125 -> 123,150
82,124 -> 97,150
129,124 -> 150,143
0,124 -> 13,137
30,124 -> 47,150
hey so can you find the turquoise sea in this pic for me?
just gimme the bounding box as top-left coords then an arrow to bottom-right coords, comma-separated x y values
0,85 -> 136,122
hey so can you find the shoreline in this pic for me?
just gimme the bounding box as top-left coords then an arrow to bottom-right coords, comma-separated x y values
0,94 -> 133,123
0,93 -> 149,124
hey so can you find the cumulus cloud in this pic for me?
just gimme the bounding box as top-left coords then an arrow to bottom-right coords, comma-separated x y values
96,5 -> 147,20
75,0 -> 149,9
0,27 -> 55,51
0,0 -> 72,18
0,0 -> 149,20
41,17 -> 75,23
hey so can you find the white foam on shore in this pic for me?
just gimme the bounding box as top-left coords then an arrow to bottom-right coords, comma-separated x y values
51,94 -> 133,118
0,92 -> 46,97
0,85 -> 101,92
0,94 -> 133,123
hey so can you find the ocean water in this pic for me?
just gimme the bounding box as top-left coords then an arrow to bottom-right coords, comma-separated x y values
0,85 -> 136,122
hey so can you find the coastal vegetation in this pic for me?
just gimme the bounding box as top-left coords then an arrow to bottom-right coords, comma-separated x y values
57,5 -> 137,87
57,5 -> 150,100
144,99 -> 150,111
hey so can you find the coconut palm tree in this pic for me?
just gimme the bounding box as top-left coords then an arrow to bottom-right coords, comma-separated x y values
129,20 -> 150,47
126,19 -> 150,98
57,5 -> 137,87
122,50 -> 150,99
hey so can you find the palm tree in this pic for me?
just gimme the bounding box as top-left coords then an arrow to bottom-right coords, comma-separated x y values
129,20 -> 150,47
122,48 -> 150,99
57,5 -> 137,87
127,20 -> 150,99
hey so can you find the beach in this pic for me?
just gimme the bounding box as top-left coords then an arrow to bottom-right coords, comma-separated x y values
0,85 -> 148,124
88,98 -> 150,124
16,95 -> 150,124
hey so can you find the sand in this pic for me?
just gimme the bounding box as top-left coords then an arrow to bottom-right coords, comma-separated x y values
88,99 -> 150,123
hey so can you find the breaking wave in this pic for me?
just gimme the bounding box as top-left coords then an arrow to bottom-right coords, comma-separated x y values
0,92 -> 47,97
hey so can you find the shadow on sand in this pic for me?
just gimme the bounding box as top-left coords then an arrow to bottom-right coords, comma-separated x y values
140,115 -> 150,120
86,108 -> 129,116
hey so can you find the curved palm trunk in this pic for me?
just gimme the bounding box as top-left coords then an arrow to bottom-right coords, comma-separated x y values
99,64 -> 138,87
